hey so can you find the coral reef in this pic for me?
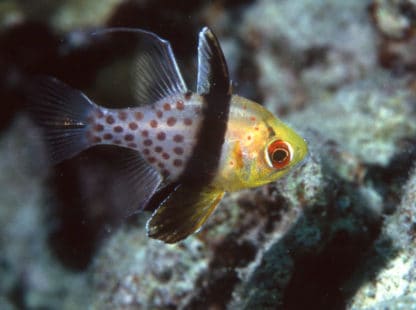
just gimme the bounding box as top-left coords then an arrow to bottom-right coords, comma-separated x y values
0,117 -> 90,309
0,0 -> 416,309
0,0 -> 122,31
348,164 -> 416,309
91,223 -> 209,309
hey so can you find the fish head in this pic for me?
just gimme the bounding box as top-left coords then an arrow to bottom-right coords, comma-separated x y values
218,95 -> 308,191
259,110 -> 308,184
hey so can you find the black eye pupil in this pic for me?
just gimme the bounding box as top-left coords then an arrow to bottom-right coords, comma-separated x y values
272,149 -> 287,162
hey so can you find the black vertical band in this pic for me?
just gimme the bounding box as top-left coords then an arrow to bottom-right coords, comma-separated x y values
180,92 -> 230,186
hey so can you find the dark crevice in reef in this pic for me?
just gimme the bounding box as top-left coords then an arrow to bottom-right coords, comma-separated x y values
364,137 -> 416,212
241,190 -> 388,309
185,236 -> 257,309
281,221 -> 388,310
7,280 -> 25,310
0,22 -> 59,131
223,0 -> 257,9
282,139 -> 416,309
279,141 -> 416,309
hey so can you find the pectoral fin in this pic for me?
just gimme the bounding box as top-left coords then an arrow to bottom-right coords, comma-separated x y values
146,184 -> 225,243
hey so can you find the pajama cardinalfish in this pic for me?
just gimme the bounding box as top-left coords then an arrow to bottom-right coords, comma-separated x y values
28,27 -> 308,243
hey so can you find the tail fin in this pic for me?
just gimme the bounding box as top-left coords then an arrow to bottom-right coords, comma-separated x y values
26,77 -> 97,164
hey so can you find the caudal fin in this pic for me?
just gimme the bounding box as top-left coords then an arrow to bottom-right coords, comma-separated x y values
26,77 -> 97,164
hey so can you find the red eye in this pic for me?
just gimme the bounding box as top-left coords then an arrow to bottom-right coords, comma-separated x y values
267,140 -> 291,169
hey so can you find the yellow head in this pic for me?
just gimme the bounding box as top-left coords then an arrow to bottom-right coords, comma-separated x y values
214,95 -> 308,192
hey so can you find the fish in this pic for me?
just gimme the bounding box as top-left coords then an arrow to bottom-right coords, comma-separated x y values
27,27 -> 308,243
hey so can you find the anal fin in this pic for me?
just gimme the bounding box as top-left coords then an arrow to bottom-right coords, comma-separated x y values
113,148 -> 162,217
146,185 -> 224,243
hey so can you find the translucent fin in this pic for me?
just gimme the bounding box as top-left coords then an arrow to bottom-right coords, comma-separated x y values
196,27 -> 231,96
146,184 -> 225,243
91,28 -> 188,105
114,148 -> 162,216
25,77 -> 96,164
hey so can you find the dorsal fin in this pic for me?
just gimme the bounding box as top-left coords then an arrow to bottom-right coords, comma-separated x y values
196,27 -> 231,96
180,27 -> 231,185
91,28 -> 188,105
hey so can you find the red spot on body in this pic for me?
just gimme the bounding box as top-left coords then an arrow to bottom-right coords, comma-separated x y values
148,157 -> 156,164
114,126 -> 123,133
94,124 -> 104,132
162,169 -> 170,178
173,147 -> 184,155
156,110 -> 163,118
144,139 -> 153,146
158,162 -> 165,169
184,118 -> 192,126
176,100 -> 184,110
250,116 -> 256,122
247,135 -> 252,141
155,146 -> 163,153
103,133 -> 113,140
135,111 -> 143,120
96,110 -> 104,118
143,149 -> 150,156
141,130 -> 149,137
157,132 -> 166,141
150,120 -> 158,128
93,136 -> 102,143
254,126 -> 259,131
86,116 -> 94,123
106,115 -> 115,124
184,92 -> 192,100
125,134 -> 134,141
173,159 -> 183,167
163,103 -> 171,111
162,152 -> 170,160
129,122 -> 138,130
128,143 -> 138,148
118,111 -> 127,121
167,117 -> 177,126
173,134 -> 184,143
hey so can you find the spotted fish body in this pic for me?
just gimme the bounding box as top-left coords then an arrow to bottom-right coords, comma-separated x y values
28,27 -> 307,243
88,93 -> 203,181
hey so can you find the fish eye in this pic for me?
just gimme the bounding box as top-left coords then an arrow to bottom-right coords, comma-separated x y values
266,140 -> 292,169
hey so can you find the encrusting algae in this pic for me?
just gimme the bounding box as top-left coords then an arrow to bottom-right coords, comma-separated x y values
27,27 -> 307,243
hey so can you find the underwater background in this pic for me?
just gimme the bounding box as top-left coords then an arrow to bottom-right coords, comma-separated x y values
1,0 -> 416,309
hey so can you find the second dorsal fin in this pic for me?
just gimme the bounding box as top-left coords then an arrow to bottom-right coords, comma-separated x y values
91,28 -> 188,105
